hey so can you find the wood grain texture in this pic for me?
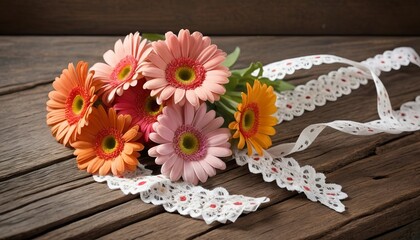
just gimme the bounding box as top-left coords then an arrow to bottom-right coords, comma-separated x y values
0,0 -> 420,35
194,140 -> 420,240
0,84 -> 73,181
0,37 -> 114,95
373,220 -> 420,240
0,181 -> 137,239
0,36 -> 419,239
2,36 -> 420,93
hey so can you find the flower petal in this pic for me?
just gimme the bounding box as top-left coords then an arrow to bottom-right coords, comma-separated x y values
169,156 -> 184,181
207,147 -> 232,157
161,154 -> 178,175
183,161 -> 199,185
204,155 -> 226,170
191,161 -> 208,183
156,143 -> 174,155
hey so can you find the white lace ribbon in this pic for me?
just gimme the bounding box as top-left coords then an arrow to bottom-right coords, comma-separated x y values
93,47 -> 420,223
93,164 -> 269,224
237,47 -> 420,212
267,47 -> 420,123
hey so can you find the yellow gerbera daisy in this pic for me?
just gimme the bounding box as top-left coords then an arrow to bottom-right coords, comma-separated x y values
228,80 -> 277,156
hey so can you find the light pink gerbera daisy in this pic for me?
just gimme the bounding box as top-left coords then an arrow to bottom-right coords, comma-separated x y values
142,29 -> 230,107
148,102 -> 232,185
114,82 -> 165,142
91,32 -> 152,104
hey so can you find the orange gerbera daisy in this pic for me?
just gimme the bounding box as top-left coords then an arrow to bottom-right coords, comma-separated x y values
228,80 -> 277,156
46,61 -> 101,146
72,106 -> 144,176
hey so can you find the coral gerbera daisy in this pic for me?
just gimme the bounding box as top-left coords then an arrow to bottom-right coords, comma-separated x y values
91,32 -> 152,104
71,106 -> 144,176
148,102 -> 232,185
142,29 -> 230,107
114,82 -> 165,142
228,80 -> 277,156
46,61 -> 100,146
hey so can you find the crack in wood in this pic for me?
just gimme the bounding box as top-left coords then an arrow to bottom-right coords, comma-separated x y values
0,79 -> 54,96
371,220 -> 420,239
0,178 -> 93,216
0,154 -> 74,182
319,195 -> 420,240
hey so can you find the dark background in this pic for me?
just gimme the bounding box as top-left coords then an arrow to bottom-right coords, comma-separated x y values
1,0 -> 420,35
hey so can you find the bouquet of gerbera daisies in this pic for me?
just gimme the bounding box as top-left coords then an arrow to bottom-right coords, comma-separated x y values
46,30 -> 420,223
46,29 -> 293,185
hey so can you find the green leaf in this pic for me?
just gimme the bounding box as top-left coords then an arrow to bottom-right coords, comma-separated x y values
277,80 -> 296,91
222,47 -> 241,68
231,62 -> 260,77
142,33 -> 165,41
227,61 -> 295,94
231,67 -> 248,76
213,101 -> 235,127
224,75 -> 239,91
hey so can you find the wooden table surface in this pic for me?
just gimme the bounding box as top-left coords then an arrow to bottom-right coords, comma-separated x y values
0,36 -> 419,239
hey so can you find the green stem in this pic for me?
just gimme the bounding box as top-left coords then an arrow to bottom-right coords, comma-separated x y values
220,95 -> 239,110
225,91 -> 242,98
216,100 -> 235,115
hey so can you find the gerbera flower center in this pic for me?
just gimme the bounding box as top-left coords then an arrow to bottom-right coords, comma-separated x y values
72,95 -> 85,114
102,135 -> 117,153
65,87 -> 89,125
118,65 -> 132,80
239,103 -> 259,137
111,55 -> 137,82
179,133 -> 199,155
174,125 -> 207,161
175,67 -> 196,83
95,128 -> 124,160
166,57 -> 206,89
145,96 -> 163,116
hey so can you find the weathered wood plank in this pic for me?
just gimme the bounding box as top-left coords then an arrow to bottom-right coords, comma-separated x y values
193,140 -> 420,240
0,84 -> 73,181
1,0 -> 419,35
0,181 -> 138,239
0,159 -> 89,214
0,37 -> 113,94
323,197 -> 419,239
34,200 -> 164,240
372,220 -> 420,240
1,36 -> 420,94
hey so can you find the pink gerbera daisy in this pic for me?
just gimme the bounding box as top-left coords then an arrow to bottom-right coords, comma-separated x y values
148,102 -> 232,185
91,32 -> 152,104
142,29 -> 230,107
114,82 -> 165,142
